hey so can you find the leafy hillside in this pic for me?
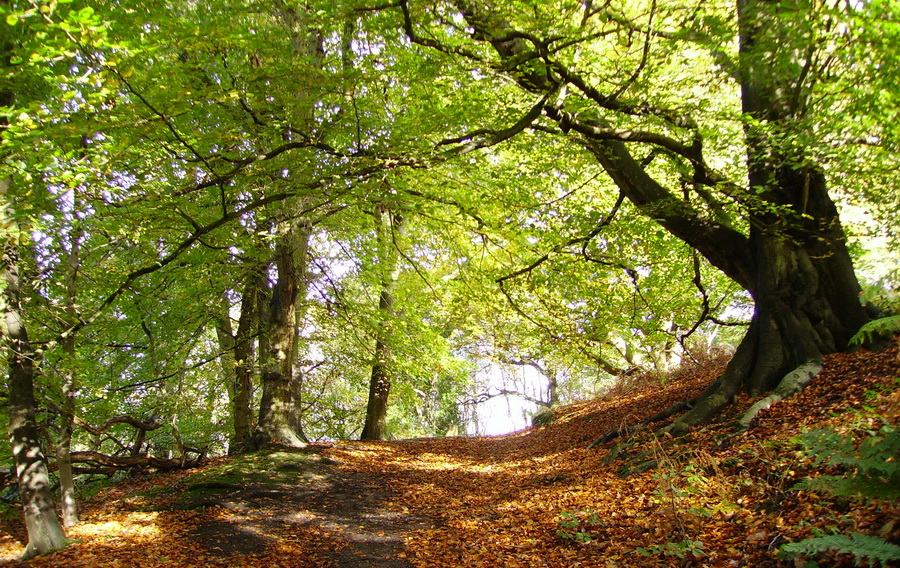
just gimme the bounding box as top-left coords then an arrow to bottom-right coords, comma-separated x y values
1,340 -> 897,567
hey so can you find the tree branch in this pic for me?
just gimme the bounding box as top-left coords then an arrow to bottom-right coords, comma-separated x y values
72,414 -> 163,437
438,93 -> 550,154
497,191 -> 625,284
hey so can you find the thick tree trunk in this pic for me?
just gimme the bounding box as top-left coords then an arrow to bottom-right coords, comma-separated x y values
1,27 -> 65,559
2,244 -> 67,559
361,204 -> 405,441
659,0 -> 873,435
252,221 -> 305,449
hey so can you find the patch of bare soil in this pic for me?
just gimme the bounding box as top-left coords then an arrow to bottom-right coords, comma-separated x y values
181,446 -> 431,567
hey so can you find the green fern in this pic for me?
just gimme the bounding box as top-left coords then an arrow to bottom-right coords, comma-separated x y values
792,425 -> 900,501
781,532 -> 900,566
850,315 -> 900,346
781,424 -> 900,566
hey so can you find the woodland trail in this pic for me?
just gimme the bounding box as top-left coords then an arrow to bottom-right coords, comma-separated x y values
1,340 -> 899,567
181,446 -> 429,568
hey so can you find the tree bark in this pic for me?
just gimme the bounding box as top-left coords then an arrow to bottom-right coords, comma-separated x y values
248,0 -> 323,449
0,46 -> 66,547
216,277 -> 258,454
658,0 -> 872,435
232,277 -> 259,452
290,220 -> 313,443
252,220 -> 306,449
2,242 -> 67,559
361,290 -> 395,441
57,225 -> 82,527
361,204 -> 405,441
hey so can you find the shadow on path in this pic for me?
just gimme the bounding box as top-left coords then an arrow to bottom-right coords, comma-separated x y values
184,445 -> 429,568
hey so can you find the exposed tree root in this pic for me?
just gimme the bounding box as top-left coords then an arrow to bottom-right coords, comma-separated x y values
736,359 -> 823,430
588,397 -> 698,449
593,357 -> 825,476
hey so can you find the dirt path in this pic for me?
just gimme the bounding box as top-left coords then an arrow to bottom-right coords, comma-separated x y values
0,445 -> 431,567
180,445 -> 430,568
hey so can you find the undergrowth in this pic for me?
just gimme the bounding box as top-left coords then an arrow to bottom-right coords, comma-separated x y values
779,404 -> 900,567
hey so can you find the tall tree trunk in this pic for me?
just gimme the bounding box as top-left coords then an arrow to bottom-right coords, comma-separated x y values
2,241 -> 67,559
290,220 -> 313,442
0,36 -> 67,554
233,277 -> 259,452
215,303 -> 237,444
361,291 -> 395,441
217,276 -> 260,454
252,220 -> 305,448
57,225 -> 82,527
248,3 -> 323,449
361,204 -> 405,441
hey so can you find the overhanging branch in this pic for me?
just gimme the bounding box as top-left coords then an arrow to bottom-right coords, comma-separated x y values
438,93 -> 550,155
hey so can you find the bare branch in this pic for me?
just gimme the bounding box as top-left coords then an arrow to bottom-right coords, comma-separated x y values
72,415 -> 163,437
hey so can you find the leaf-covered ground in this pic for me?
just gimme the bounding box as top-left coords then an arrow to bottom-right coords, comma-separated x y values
1,339 -> 898,567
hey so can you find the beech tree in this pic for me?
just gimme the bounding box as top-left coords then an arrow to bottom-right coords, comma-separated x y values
391,0 -> 893,434
361,202 -> 406,440
1,190 -> 67,559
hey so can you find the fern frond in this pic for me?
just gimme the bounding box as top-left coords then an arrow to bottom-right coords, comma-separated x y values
782,532 -> 900,566
850,315 -> 900,346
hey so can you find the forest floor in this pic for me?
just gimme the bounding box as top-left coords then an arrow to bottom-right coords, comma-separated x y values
1,339 -> 898,567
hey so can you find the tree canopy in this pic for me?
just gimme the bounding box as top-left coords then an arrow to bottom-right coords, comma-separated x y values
0,0 -> 897,557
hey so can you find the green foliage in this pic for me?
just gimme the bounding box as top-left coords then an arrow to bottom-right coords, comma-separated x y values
635,539 -> 705,559
556,511 -> 604,543
852,280 -> 900,346
781,532 -> 900,567
532,407 -> 556,428
851,315 -> 900,346
791,424 -> 900,502
0,0 -> 893,500
780,422 -> 900,566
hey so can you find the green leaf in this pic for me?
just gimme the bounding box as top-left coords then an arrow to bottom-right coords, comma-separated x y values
6,14 -> 17,25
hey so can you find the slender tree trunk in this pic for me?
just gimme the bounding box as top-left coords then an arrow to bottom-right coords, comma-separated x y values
57,226 -> 82,527
217,277 -> 259,454
290,220 -> 313,443
255,269 -> 271,385
546,365 -> 559,407
2,241 -> 67,559
361,204 -> 405,441
215,305 -> 237,443
233,278 -> 259,451
361,291 -> 395,441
